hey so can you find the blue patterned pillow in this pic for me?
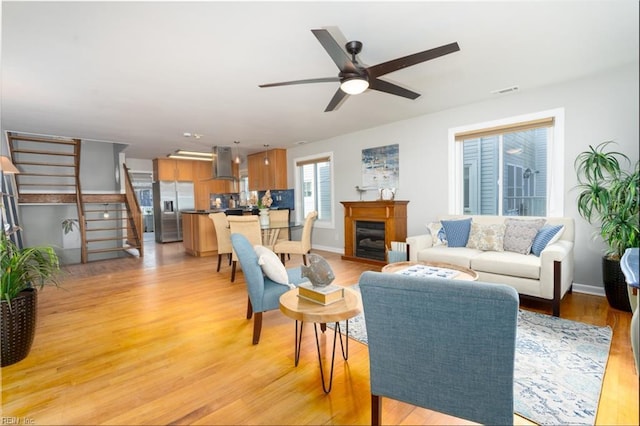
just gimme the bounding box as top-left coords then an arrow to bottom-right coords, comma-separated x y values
440,218 -> 472,247
531,225 -> 564,256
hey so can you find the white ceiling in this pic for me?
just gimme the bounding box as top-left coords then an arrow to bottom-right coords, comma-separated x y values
1,1 -> 638,160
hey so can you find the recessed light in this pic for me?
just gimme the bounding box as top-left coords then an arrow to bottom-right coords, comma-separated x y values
183,132 -> 192,137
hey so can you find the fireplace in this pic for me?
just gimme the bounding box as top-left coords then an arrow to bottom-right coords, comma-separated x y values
355,221 -> 386,261
341,200 -> 409,265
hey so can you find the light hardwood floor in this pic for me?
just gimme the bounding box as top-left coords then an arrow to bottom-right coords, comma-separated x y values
2,238 -> 638,425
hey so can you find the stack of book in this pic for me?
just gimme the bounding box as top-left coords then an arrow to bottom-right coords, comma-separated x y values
297,282 -> 345,305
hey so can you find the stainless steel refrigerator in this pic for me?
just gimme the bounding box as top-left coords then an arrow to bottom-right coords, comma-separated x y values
153,181 -> 195,243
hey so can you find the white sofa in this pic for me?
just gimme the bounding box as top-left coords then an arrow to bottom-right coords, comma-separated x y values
406,215 -> 574,316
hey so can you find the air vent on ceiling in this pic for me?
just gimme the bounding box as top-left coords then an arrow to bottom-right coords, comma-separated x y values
491,85 -> 519,95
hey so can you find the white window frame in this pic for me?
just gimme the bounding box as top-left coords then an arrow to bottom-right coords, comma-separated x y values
448,108 -> 565,217
293,151 -> 335,229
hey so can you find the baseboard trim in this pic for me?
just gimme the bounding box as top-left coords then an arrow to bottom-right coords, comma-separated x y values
312,244 -> 343,254
572,283 -> 606,297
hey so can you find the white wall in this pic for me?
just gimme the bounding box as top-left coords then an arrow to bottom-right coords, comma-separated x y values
286,63 -> 639,289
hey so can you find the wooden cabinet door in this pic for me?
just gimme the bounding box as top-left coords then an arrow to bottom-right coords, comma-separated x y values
154,158 -> 176,181
247,153 -> 267,191
247,149 -> 287,190
175,159 -> 195,181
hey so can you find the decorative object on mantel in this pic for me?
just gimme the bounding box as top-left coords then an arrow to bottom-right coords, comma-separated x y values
355,185 -> 376,201
379,187 -> 396,201
362,144 -> 399,190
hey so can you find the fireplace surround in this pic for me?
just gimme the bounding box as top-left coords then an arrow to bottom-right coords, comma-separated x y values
341,200 -> 409,265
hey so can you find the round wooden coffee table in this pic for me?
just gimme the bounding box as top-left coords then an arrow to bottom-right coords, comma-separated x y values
279,286 -> 362,393
381,261 -> 479,281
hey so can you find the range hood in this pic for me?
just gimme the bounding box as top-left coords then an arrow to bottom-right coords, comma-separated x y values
211,146 -> 235,180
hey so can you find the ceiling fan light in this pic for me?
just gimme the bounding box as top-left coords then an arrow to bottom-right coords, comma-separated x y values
340,77 -> 369,95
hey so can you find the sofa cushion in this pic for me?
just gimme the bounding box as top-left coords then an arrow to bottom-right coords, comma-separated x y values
503,218 -> 546,255
426,222 -> 447,246
416,246 -> 482,268
471,251 -> 541,280
466,222 -> 506,251
440,218 -> 472,247
531,224 -> 564,256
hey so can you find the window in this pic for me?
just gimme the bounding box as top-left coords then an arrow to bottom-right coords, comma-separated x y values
449,109 -> 565,217
294,152 -> 334,228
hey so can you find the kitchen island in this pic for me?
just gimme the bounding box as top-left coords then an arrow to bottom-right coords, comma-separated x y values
181,209 -> 256,257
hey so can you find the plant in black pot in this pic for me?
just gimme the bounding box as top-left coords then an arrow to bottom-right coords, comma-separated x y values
1,232 -> 61,367
575,141 -> 639,311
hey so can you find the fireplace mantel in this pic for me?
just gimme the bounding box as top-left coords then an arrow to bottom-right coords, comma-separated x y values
341,200 -> 409,265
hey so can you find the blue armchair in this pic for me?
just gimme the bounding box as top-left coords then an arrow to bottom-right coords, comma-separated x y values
230,233 -> 308,344
359,271 -> 519,425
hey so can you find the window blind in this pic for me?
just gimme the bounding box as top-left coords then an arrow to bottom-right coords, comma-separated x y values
455,117 -> 554,141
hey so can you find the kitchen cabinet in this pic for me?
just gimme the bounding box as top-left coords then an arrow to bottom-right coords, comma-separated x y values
153,158 -> 195,181
155,159 -> 239,210
247,148 -> 287,191
182,212 -> 218,257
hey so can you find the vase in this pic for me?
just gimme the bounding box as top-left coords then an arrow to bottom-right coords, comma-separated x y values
259,209 -> 270,227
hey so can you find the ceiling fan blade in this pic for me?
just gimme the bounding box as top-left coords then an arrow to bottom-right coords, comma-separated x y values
369,78 -> 421,100
311,29 -> 358,73
259,77 -> 339,88
367,42 -> 460,78
324,88 -> 349,112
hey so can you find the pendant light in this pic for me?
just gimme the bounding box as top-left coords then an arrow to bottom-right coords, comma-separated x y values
234,141 -> 241,164
103,203 -> 110,219
263,144 -> 270,166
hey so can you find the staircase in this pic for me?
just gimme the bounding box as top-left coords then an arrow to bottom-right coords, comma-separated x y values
7,132 -> 143,263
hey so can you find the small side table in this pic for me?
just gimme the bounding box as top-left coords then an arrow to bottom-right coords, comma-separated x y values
279,286 -> 362,393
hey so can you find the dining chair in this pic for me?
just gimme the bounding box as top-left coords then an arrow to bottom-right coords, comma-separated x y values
228,215 -> 271,282
274,210 -> 317,265
230,233 -> 309,344
268,208 -> 290,256
208,212 -> 232,272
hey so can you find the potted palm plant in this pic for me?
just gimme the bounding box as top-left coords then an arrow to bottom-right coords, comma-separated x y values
575,141 -> 639,311
1,232 -> 61,366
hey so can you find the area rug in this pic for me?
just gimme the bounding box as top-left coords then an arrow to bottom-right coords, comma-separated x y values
329,287 -> 613,426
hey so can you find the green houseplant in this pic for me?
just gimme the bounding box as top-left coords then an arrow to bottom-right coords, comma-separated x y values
1,232 -> 61,366
575,141 -> 639,311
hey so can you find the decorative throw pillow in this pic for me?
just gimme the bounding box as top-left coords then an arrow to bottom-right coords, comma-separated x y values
440,218 -> 472,248
426,222 -> 447,246
503,218 -> 546,255
466,223 -> 506,251
531,224 -> 565,256
254,245 -> 294,288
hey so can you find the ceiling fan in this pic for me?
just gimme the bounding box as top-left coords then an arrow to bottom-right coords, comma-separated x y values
259,28 -> 460,112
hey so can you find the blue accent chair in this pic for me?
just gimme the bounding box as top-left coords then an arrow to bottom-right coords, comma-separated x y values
359,271 -> 519,425
230,233 -> 308,344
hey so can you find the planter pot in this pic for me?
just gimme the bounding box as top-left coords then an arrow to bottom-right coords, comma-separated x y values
1,288 -> 38,367
602,257 -> 632,312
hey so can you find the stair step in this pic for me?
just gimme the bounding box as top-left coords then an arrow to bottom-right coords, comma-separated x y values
86,227 -> 128,232
86,246 -> 141,255
8,135 -> 78,145
13,161 -> 75,167
17,172 -> 76,177
12,148 -> 76,157
17,182 -> 76,187
86,236 -> 130,243
85,218 -> 129,222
